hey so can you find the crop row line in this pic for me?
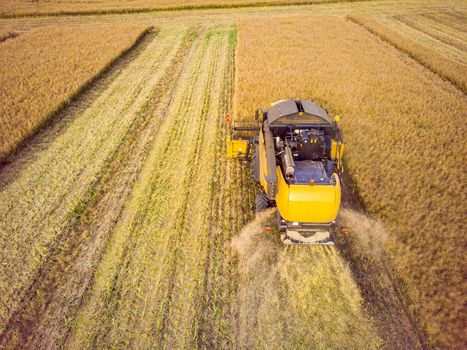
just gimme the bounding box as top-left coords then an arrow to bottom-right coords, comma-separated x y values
74,29 -> 207,349
0,0 -> 373,19
0,26 -> 186,348
348,14 -> 467,94
25,27 -> 197,350
66,27 -> 216,348
394,15 -> 467,52
195,31 -> 238,348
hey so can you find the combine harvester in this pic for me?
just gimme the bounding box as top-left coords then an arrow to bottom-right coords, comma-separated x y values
227,99 -> 346,244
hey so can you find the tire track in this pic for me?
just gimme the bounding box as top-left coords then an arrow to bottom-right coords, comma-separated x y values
195,30 -> 248,349
155,33 -> 225,350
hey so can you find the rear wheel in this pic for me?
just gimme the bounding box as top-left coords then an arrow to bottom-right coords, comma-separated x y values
255,193 -> 269,212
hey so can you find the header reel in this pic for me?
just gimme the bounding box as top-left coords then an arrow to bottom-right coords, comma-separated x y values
225,111 -> 261,160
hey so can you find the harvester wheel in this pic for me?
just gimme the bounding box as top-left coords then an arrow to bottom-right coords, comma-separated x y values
255,193 -> 269,212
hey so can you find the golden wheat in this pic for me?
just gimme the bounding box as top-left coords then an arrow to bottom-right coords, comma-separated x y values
0,0 -> 354,17
0,25 -> 149,160
395,14 -> 467,52
235,15 -> 466,348
348,14 -> 467,93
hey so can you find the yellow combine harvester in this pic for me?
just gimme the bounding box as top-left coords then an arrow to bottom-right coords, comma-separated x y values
227,99 -> 345,244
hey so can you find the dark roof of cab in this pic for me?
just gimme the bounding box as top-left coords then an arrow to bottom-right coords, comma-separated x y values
266,99 -> 332,125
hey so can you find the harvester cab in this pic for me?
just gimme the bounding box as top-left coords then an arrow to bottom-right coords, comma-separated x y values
226,99 -> 345,244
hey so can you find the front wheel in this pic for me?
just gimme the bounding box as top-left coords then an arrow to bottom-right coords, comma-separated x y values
255,193 -> 269,212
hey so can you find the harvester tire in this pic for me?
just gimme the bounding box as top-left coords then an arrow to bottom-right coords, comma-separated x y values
255,193 -> 269,212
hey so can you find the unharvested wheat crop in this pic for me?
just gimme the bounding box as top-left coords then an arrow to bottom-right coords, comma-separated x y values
395,14 -> 467,52
235,15 -> 466,348
0,25 -> 150,160
348,14 -> 467,93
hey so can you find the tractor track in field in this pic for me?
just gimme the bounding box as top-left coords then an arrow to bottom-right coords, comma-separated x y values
131,33 -> 217,349
0,26 -> 197,349
196,39 -> 238,347
157,37 -> 221,349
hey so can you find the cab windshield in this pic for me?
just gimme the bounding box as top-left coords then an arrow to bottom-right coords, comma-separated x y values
292,160 -> 331,185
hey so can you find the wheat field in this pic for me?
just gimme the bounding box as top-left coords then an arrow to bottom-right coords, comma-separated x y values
235,15 -> 466,348
0,25 -> 150,160
0,0 -> 357,17
348,14 -> 467,93
0,1 -> 466,349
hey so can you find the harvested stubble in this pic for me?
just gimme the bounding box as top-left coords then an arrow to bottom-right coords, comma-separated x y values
0,26 -> 187,345
375,13 -> 467,65
394,14 -> 467,52
0,25 -> 150,160
232,210 -> 381,349
348,14 -> 467,93
235,16 -> 466,348
66,27 -> 248,349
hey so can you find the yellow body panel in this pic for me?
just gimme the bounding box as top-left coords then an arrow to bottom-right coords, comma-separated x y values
226,138 -> 248,158
275,166 -> 341,223
331,140 -> 345,160
256,129 -> 341,224
331,140 -> 337,159
331,140 -> 345,171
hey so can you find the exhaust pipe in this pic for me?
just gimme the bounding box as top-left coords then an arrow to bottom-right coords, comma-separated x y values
282,146 -> 295,178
